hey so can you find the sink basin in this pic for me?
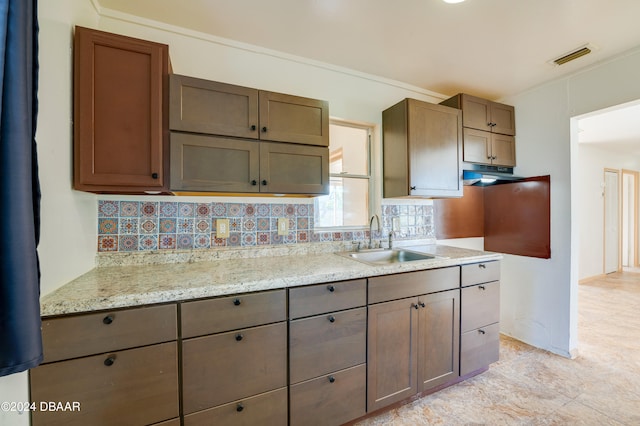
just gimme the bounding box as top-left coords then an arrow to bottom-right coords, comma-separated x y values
338,249 -> 436,266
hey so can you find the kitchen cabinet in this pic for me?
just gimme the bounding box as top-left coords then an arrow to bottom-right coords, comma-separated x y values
181,290 -> 288,420
367,267 -> 460,412
382,98 -> 463,198
441,93 -> 516,167
460,262 -> 500,376
288,279 -> 367,426
73,26 -> 170,193
30,305 -> 179,426
462,128 -> 516,167
170,74 -> 329,147
170,134 -> 329,194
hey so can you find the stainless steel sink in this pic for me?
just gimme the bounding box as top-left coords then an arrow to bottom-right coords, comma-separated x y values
338,249 -> 436,266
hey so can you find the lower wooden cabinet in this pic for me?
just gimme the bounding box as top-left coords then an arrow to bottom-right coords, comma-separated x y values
182,322 -> 287,414
183,388 -> 288,426
461,322 -> 500,376
290,364 -> 366,426
30,342 -> 179,426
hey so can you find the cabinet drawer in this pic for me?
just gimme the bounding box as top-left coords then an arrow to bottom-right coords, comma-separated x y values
181,290 -> 286,338
461,281 -> 500,332
184,387 -> 287,426
460,322 -> 500,376
368,267 -> 459,304
290,307 -> 366,384
151,419 -> 181,426
461,261 -> 500,287
41,304 -> 177,363
182,322 -> 287,414
290,364 -> 366,426
30,342 -> 179,426
289,279 -> 366,319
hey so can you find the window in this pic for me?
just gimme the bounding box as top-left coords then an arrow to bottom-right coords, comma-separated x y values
315,119 -> 373,229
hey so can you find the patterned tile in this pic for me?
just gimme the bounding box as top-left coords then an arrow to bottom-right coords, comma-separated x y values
196,203 -> 211,218
177,218 -> 194,234
98,218 -> 118,235
119,218 -> 138,235
270,232 -> 283,245
228,203 -> 243,217
140,219 -> 158,235
229,219 -> 242,232
98,200 -> 118,218
257,218 -> 270,231
178,202 -> 195,217
211,235 -> 226,247
296,204 -> 309,216
256,204 -> 270,217
271,204 -> 284,216
297,231 -> 309,243
297,217 -> 309,230
177,234 -> 193,250
284,232 -> 296,244
244,204 -> 256,217
227,233 -> 241,247
120,201 -> 139,217
160,202 -> 177,218
333,232 -> 343,241
243,218 -> 256,232
140,202 -> 158,217
159,218 -> 177,234
257,232 -> 270,245
212,202 -> 227,217
284,204 -> 296,217
319,232 -> 333,242
138,235 -> 158,251
194,234 -> 210,249
242,233 -> 256,246
195,220 -> 210,234
98,235 -> 118,252
119,235 -> 138,252
159,234 -> 177,250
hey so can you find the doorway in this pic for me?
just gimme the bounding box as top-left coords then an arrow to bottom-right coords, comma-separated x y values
622,170 -> 638,270
604,169 -> 620,274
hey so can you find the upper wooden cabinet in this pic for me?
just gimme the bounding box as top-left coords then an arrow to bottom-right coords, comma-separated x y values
463,129 -> 516,167
382,99 -> 463,198
73,27 -> 170,193
170,74 -> 329,146
442,93 -> 515,136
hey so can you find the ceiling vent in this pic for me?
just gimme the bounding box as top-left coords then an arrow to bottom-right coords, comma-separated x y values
549,44 -> 596,66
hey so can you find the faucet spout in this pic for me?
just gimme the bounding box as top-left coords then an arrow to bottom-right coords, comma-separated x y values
368,214 -> 380,249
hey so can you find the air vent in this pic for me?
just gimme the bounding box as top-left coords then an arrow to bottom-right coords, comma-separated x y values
549,44 -> 596,66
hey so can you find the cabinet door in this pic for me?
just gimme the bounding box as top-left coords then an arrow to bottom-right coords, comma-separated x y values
367,297 -> 418,412
170,133 -> 260,192
30,342 -> 179,426
258,91 -> 329,146
259,142 -> 329,194
491,134 -> 516,167
182,323 -> 287,414
417,289 -> 460,392
74,26 -> 168,192
460,322 -> 500,376
170,75 -> 259,139
460,94 -> 492,132
490,102 -> 516,136
462,128 -> 491,165
407,99 -> 462,197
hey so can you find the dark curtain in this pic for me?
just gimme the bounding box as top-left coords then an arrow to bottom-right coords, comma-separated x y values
0,0 -> 42,376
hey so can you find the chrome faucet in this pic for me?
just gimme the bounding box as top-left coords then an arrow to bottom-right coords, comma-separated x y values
368,214 -> 380,249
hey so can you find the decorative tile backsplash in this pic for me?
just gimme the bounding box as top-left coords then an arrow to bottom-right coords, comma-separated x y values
97,200 -> 435,252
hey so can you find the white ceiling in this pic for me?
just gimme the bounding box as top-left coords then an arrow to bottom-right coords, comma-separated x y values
97,0 -> 640,100
578,102 -> 640,155
96,0 -> 640,148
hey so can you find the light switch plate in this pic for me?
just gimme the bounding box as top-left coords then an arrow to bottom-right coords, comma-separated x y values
217,219 -> 230,238
277,217 -> 289,236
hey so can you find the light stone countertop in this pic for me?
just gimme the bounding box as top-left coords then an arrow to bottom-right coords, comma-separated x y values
40,244 -> 501,317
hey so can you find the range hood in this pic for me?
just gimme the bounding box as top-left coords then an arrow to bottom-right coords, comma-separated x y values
462,164 -> 523,186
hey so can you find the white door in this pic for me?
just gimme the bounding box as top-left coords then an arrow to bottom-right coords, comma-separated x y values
604,170 -> 620,274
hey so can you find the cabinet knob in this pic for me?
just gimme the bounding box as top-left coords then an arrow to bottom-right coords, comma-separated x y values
261,180 -> 268,186
487,156 -> 492,160
104,356 -> 116,366
236,403 -> 244,412
410,186 -> 416,191
102,315 -> 114,325
328,376 -> 335,383
233,298 -> 241,306
492,156 -> 497,160
478,285 -> 485,290
327,285 -> 335,292
262,126 -> 267,132
418,301 -> 426,308
328,315 -> 335,323
250,125 -> 256,131
251,180 -> 257,186
412,303 -> 419,310
235,333 -> 244,341
478,329 -> 486,335
151,173 -> 158,179
478,264 -> 486,269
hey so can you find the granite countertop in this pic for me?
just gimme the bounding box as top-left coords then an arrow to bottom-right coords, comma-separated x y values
40,244 -> 502,317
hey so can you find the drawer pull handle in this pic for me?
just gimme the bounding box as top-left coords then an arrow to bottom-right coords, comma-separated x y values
233,298 -> 241,306
327,285 -> 335,292
102,315 -> 114,325
328,315 -> 335,323
478,285 -> 485,290
262,126 -> 267,132
328,376 -> 335,383
418,301 -> 426,308
236,403 -> 244,412
235,333 -> 244,342
478,329 -> 486,335
412,303 -> 419,310
104,356 -> 116,366
479,264 -> 486,269
250,125 -> 256,131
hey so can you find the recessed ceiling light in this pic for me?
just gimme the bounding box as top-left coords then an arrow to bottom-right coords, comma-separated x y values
443,0 -> 465,3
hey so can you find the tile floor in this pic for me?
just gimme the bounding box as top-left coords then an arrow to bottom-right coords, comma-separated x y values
356,272 -> 640,425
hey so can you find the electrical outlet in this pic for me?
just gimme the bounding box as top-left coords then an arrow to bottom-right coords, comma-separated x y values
277,217 -> 289,236
217,219 -> 230,238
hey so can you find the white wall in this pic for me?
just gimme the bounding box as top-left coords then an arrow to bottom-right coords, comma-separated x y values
576,145 -> 640,280
501,47 -> 640,358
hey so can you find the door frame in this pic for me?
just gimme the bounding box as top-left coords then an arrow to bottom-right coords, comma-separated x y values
603,168 -> 621,274
621,169 -> 639,268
